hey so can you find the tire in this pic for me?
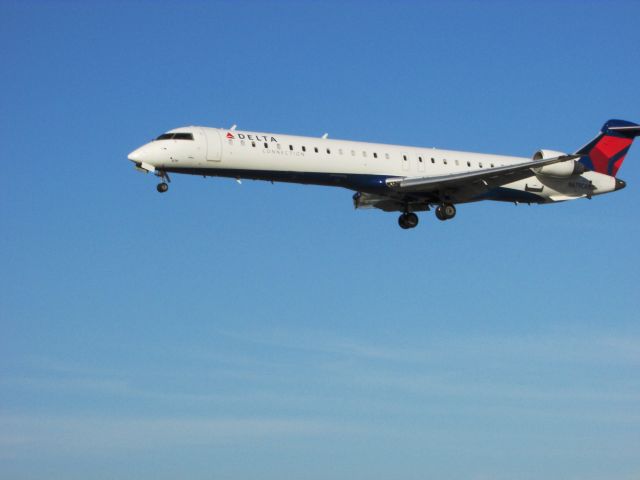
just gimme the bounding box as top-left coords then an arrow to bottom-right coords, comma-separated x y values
157,182 -> 169,193
443,204 -> 456,219
399,213 -> 418,229
406,212 -> 419,228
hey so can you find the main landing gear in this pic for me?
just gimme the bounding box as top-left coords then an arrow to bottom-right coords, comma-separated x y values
398,212 -> 419,229
435,203 -> 456,221
397,204 -> 457,229
156,171 -> 170,193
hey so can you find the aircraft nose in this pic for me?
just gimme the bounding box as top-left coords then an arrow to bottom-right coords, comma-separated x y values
128,147 -> 143,162
615,179 -> 626,191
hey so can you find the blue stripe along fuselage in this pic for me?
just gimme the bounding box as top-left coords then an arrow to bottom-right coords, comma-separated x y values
163,166 -> 392,193
162,167 -> 545,204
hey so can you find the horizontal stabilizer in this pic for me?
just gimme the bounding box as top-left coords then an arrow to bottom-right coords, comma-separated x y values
608,125 -> 640,138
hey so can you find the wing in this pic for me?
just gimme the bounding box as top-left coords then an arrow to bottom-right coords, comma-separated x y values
385,154 -> 580,194
354,154 -> 580,212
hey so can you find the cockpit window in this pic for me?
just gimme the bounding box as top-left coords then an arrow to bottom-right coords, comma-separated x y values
173,133 -> 194,140
155,132 -> 194,140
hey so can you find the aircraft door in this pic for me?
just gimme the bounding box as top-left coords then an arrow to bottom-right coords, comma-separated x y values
205,129 -> 222,162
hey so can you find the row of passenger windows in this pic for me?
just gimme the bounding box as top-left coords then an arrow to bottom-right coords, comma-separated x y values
155,133 -> 499,169
227,138 -> 499,168
232,138 -> 395,158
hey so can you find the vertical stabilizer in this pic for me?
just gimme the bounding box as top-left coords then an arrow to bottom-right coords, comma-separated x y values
575,119 -> 640,176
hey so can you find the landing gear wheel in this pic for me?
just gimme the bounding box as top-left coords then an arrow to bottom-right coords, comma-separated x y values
398,212 -> 419,229
436,204 -> 456,220
157,182 -> 169,193
443,204 -> 456,219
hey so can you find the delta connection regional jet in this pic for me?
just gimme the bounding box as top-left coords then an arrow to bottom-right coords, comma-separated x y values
128,119 -> 638,229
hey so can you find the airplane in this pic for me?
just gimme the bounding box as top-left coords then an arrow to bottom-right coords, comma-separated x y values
128,119 -> 638,229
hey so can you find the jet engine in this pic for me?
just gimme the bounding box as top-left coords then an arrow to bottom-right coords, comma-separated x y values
531,149 -> 585,178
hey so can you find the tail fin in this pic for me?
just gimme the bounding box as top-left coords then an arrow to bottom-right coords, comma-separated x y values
576,119 -> 640,176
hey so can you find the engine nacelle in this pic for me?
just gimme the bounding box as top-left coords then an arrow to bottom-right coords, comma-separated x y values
532,149 -> 585,178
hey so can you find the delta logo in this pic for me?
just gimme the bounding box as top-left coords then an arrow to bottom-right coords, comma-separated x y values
225,131 -> 278,142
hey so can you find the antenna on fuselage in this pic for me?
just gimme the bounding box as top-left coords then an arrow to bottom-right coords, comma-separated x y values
321,133 -> 328,139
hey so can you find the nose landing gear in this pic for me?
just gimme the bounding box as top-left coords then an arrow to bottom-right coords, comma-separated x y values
155,171 -> 170,193
398,212 -> 419,229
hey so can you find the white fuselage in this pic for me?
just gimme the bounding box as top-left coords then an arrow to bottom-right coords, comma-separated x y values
128,126 -> 618,205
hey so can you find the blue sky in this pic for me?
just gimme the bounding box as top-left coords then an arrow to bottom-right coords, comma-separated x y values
1,1 -> 640,479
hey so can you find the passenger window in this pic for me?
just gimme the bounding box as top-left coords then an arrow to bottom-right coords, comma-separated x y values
467,161 -> 471,167
252,141 -> 256,147
403,155 -> 407,161
431,158 -> 435,163
418,156 -> 423,163
443,159 -> 447,165
289,145 -> 293,151
490,163 -> 494,168
479,162 -> 483,168
327,148 -> 331,154
314,147 -> 319,153
264,142 -> 268,148
373,152 -> 378,158
302,146 -> 306,152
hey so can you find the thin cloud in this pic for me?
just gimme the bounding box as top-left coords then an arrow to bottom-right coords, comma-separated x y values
212,327 -> 640,367
0,414 -> 361,456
